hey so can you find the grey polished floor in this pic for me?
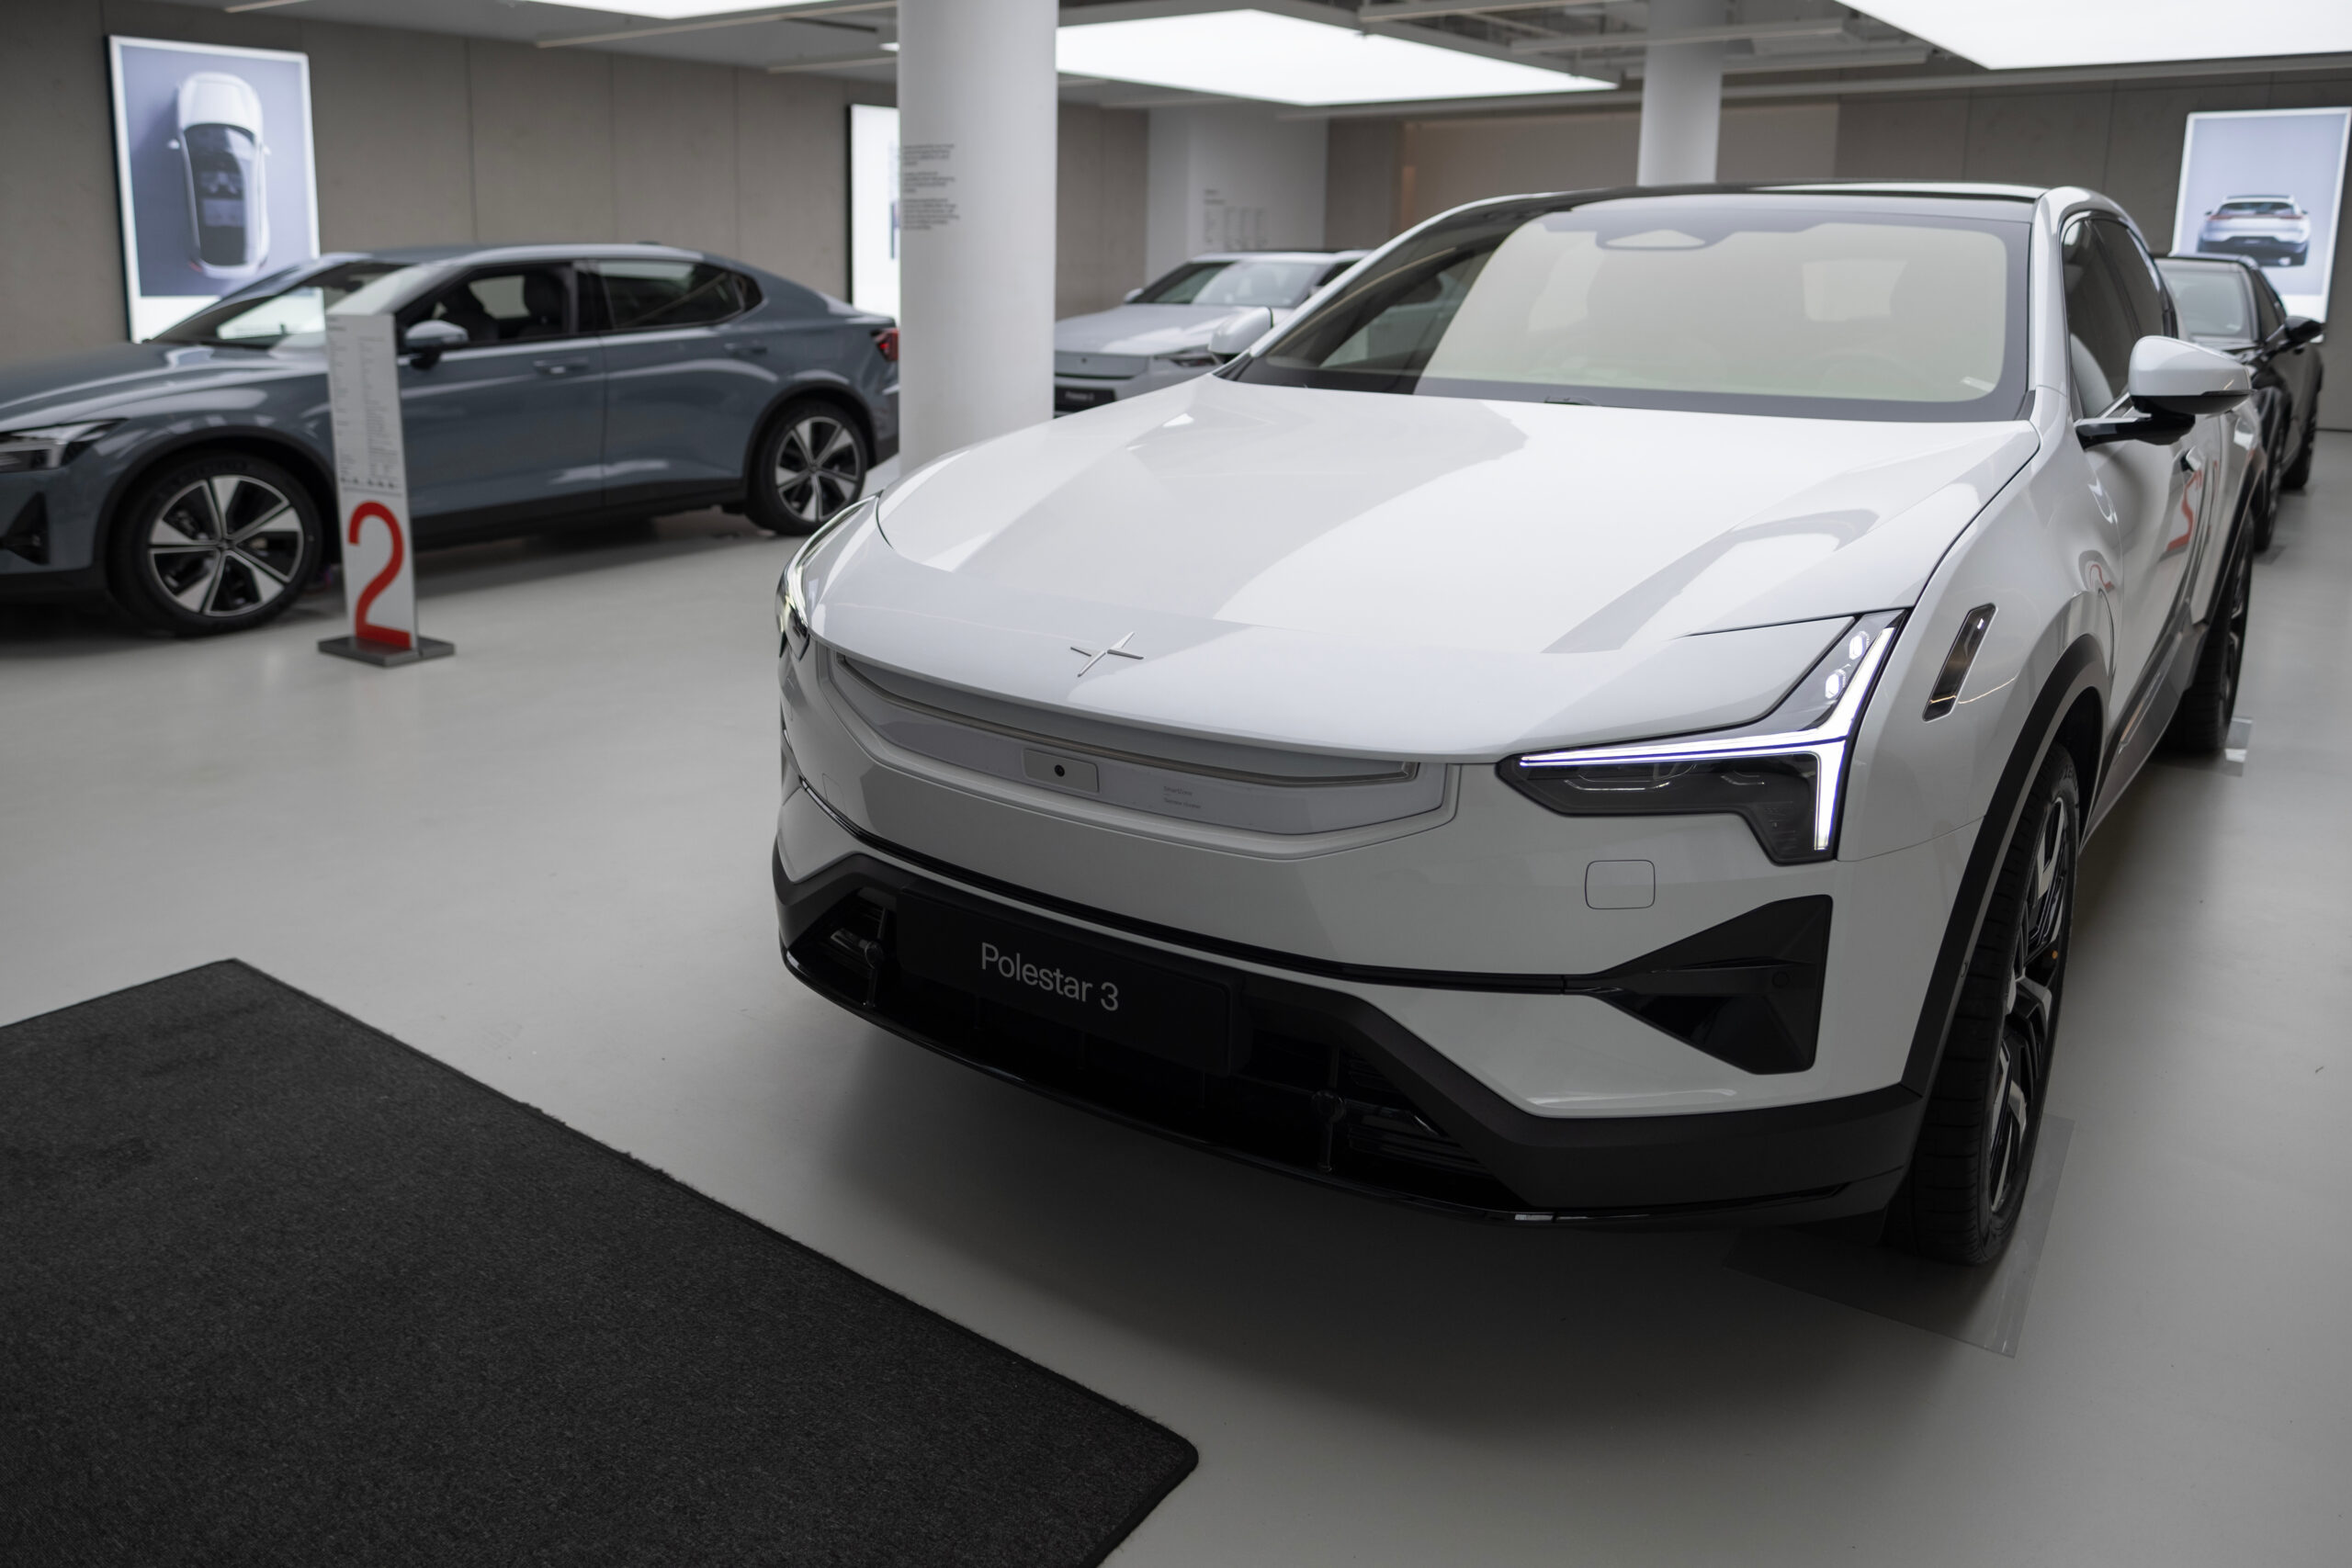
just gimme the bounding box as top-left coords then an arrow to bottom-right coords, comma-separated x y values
6,443 -> 2350,1565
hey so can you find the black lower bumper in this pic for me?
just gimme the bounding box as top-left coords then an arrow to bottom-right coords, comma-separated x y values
775,847 -> 1921,1226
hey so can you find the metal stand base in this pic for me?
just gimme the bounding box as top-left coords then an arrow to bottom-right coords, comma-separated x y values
317,635 -> 456,668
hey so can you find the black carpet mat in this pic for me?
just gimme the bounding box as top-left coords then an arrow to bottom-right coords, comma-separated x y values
0,962 -> 1193,1566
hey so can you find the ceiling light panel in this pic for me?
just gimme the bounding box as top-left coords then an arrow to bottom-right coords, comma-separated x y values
1057,10 -> 1611,107
1847,1 -> 2352,70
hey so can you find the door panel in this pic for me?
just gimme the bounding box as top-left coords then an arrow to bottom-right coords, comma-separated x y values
586,260 -> 773,513
399,265 -> 605,532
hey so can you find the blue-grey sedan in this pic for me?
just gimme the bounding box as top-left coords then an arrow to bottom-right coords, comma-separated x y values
0,243 -> 899,635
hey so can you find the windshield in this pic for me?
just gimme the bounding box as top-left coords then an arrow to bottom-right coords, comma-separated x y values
2163,266 -> 2253,340
1136,258 -> 1332,309
156,260 -> 404,347
1236,198 -> 2029,422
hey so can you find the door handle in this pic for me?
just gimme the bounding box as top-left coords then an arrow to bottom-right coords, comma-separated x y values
723,341 -> 770,356
533,358 -> 588,377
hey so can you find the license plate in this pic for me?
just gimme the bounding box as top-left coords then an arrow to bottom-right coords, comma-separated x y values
1054,385 -> 1116,412
895,893 -> 1238,1074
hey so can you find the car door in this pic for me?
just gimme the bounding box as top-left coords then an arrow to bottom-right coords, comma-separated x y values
583,258 -> 772,514
2251,271 -> 2321,451
2064,216 -> 2208,707
398,263 -> 605,534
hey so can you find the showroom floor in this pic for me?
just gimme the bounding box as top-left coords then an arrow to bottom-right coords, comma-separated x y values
6,441 -> 2350,1566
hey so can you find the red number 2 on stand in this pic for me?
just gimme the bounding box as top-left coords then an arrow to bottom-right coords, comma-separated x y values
346,501 -> 412,650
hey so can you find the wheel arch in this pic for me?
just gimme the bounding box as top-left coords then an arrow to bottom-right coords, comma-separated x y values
98,428 -> 337,570
1899,633 -> 2105,1096
742,377 -> 876,484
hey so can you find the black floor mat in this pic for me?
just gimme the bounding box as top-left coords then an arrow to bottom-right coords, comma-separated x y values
0,962 -> 1193,1567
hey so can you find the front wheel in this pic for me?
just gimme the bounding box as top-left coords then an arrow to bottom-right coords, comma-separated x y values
1894,748 -> 2079,1265
747,400 -> 868,536
107,452 -> 324,636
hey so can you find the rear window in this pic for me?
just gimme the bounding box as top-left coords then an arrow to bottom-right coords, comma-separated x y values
587,261 -> 757,332
2217,200 -> 2298,216
1135,259 -> 1332,309
1237,197 -> 2029,422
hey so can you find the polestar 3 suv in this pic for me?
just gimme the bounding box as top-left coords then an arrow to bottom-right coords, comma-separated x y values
774,184 -> 2256,1264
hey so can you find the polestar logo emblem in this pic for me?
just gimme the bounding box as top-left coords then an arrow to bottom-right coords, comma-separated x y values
1069,632 -> 1145,676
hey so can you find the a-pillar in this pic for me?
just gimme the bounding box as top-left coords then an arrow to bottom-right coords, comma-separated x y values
896,0 -> 1059,468
1635,0 -> 1726,186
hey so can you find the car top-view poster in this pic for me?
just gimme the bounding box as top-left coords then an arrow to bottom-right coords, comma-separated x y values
2173,107 -> 2351,320
108,36 -> 320,343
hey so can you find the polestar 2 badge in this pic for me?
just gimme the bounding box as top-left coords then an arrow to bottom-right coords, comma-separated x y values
1069,632 -> 1145,676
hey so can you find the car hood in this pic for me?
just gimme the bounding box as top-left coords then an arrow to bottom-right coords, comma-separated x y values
814,376 -> 2039,761
0,342 -> 303,426
1054,304 -> 1278,357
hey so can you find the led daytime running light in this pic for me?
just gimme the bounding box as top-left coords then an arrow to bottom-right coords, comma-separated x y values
1515,619 -> 1902,855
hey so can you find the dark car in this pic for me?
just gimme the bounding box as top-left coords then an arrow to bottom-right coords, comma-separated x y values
0,243 -> 898,635
2157,253 -> 2324,548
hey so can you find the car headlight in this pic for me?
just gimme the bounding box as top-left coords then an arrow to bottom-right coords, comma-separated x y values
776,496 -> 876,653
1156,348 -> 1225,370
1499,612 -> 1905,864
0,421 -> 120,475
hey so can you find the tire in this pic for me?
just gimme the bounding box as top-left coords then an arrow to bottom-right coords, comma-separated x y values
2282,374 -> 2320,491
2162,535 -> 2251,754
1894,747 -> 2080,1265
746,400 -> 869,536
107,452 -> 324,637
2250,443 -> 2279,554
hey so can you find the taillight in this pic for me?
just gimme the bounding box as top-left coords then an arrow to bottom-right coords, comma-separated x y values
872,327 -> 899,363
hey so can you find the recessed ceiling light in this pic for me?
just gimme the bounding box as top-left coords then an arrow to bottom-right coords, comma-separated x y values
1847,1 -> 2352,70
1057,9 -> 1611,107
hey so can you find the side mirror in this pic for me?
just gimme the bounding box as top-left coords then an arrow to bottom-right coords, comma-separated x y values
2280,315 -> 2324,349
2079,336 -> 2250,447
402,318 -> 468,370
1123,288 -> 1143,303
1205,306 -> 1275,359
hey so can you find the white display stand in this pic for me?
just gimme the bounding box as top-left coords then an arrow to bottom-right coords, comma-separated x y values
318,311 -> 451,667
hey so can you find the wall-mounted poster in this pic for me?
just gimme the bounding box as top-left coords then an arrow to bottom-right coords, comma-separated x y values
2172,107 -> 2350,321
108,36 -> 320,342
848,103 -> 900,319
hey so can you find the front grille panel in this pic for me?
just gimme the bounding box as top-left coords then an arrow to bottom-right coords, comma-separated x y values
793,887 -> 1528,1213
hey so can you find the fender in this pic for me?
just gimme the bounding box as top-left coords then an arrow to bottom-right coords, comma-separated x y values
1900,633 -> 2104,1094
96,423 -> 335,559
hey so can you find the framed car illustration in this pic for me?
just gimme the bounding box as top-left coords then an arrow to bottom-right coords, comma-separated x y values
107,37 -> 321,343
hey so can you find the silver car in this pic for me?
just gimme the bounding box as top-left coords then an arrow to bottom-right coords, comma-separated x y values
1053,251 -> 1365,414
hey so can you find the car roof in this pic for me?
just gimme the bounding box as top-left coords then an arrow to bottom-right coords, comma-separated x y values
2156,254 -> 2261,273
2219,194 -> 2295,202
358,242 -> 712,266
1188,251 -> 1368,263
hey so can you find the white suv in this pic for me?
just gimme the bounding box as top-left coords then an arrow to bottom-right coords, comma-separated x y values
775,185 -> 2253,1265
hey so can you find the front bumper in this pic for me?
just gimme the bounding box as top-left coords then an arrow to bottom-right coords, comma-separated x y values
775,841 -> 1920,1226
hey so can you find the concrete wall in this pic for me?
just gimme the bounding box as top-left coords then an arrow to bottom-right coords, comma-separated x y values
1146,106 -> 1329,278
0,0 -> 1148,365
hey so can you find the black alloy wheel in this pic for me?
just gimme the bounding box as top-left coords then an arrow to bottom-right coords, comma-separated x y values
108,452 -> 323,637
2163,536 -> 2251,753
748,400 -> 868,536
1895,748 -> 2079,1265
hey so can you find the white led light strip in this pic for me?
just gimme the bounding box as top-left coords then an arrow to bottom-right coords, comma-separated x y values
1517,623 -> 1901,854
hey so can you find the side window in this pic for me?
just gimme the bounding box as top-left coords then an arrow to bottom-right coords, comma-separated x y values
413,266 -> 573,345
2251,273 -> 2286,339
2098,218 -> 2173,341
587,262 -> 755,333
2061,218 -> 2138,415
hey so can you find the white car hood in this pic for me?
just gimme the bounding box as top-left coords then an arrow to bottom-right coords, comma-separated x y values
812,376 -> 2037,761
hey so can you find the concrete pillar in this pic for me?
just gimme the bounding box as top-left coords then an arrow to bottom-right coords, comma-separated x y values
1636,0 -> 1726,186
896,0 -> 1059,468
